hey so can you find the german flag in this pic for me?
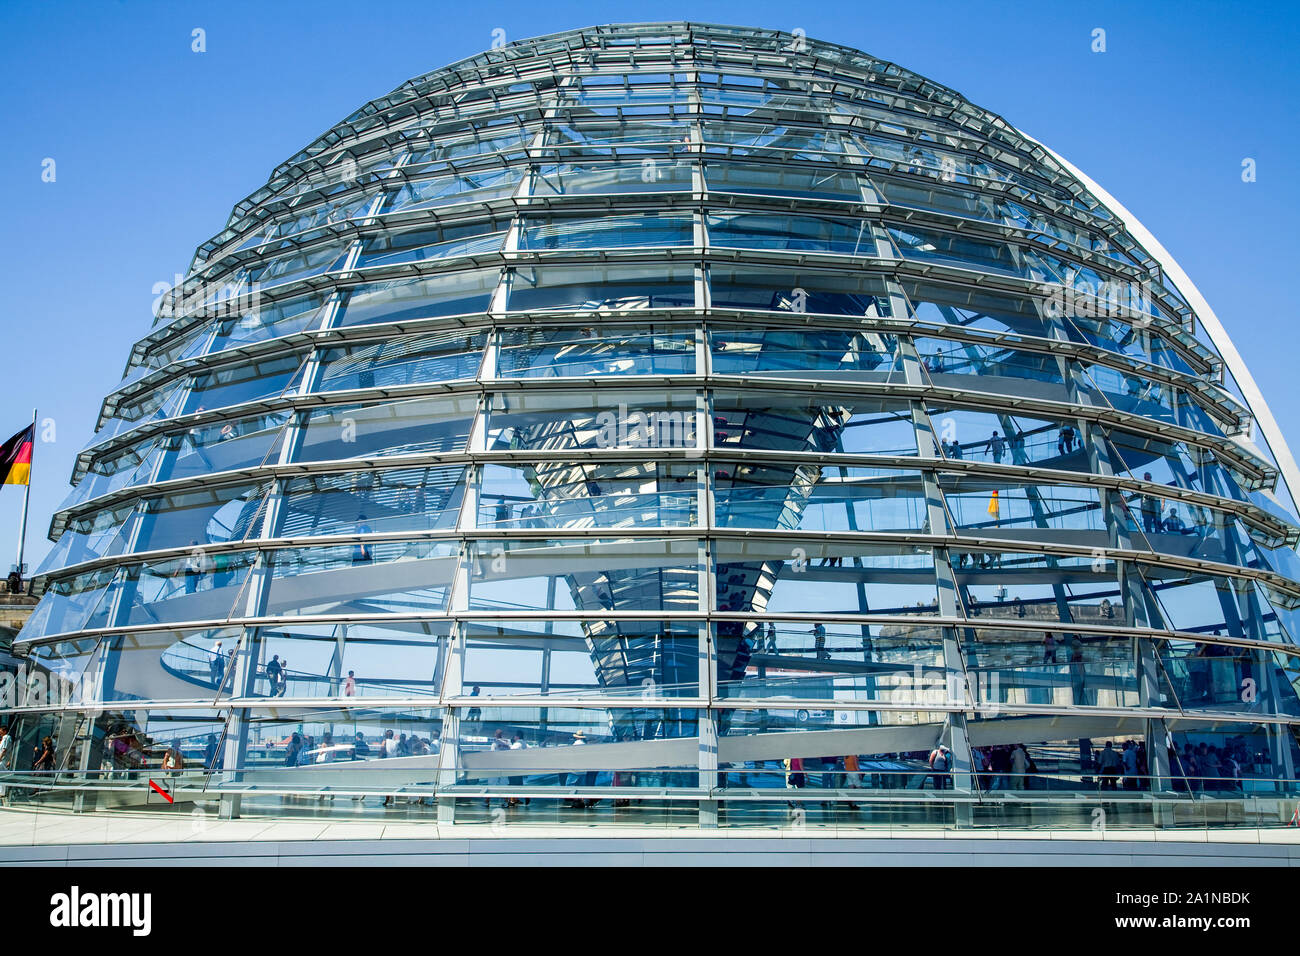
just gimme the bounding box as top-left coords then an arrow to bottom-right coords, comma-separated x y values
0,425 -> 34,486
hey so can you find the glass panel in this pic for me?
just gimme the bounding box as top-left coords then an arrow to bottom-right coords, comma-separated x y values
467,538 -> 701,613
355,221 -> 507,269
276,465 -> 467,537
131,482 -> 268,554
714,540 -> 940,616
706,162 -> 863,201
964,629 -> 1143,709
46,551 -> 258,632
449,705 -> 700,788
548,120 -> 693,149
925,404 -> 1087,471
249,621 -> 451,698
519,214 -> 693,250
248,242 -> 346,291
709,264 -> 891,316
237,708 -> 444,771
265,540 -> 459,617
712,390 -> 918,456
888,224 -> 1043,281
479,461 -> 699,531
533,161 -> 694,196
19,566 -> 119,641
711,326 -> 902,378
941,475 -> 1104,535
913,336 -> 1065,388
1105,429 -> 1251,504
498,325 -> 694,377
386,167 -> 522,213
181,352 -> 304,416
716,463 -> 928,532
700,121 -> 851,159
950,549 -> 1123,626
716,621 -> 947,705
60,438 -> 168,512
38,500 -> 141,575
709,213 -> 875,255
902,278 -> 1048,339
154,411 -> 291,481
294,395 -> 476,462
508,263 -> 694,312
336,270 -> 498,327
206,293 -> 326,353
315,331 -> 485,392
487,389 -> 698,454
461,619 -> 701,698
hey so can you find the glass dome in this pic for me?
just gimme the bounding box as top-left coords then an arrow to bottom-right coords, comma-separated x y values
8,22 -> 1300,828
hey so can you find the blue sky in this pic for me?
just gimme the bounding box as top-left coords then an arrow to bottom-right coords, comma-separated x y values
0,0 -> 1296,570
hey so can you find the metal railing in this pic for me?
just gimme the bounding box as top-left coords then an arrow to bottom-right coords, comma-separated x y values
3,765 -> 1298,832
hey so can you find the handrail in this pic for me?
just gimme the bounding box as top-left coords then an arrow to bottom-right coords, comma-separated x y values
1,767 -> 1294,807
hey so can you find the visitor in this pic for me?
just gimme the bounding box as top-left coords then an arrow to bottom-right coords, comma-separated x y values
1183,743 -> 1201,791
1140,472 -> 1161,533
786,756 -> 806,789
1121,739 -> 1139,790
490,729 -> 511,808
1098,741 -> 1122,790
162,739 -> 185,773
343,670 -> 357,697
266,654 -> 283,695
1010,743 -> 1029,790
0,725 -> 11,802
1163,507 -> 1187,534
184,541 -> 204,594
1200,744 -> 1223,791
213,551 -> 232,589
844,752 -> 862,789
0,725 -> 12,771
0,725 -> 10,804
971,747 -> 990,792
989,430 -> 1005,464
508,732 -> 527,806
927,744 -> 951,790
33,736 -> 56,773
989,746 -> 1011,790
810,622 -> 827,660
209,640 -> 225,686
352,514 -> 373,564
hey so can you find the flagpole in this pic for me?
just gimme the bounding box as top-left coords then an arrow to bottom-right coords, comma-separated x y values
15,407 -> 35,585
